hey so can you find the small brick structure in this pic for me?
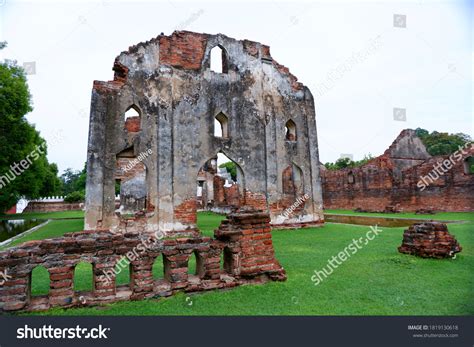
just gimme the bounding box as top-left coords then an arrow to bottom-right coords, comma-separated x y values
0,210 -> 285,313
398,222 -> 462,258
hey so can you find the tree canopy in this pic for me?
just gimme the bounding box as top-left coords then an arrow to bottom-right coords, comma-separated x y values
415,128 -> 471,156
60,164 -> 87,195
218,161 -> 237,181
0,43 -> 61,212
324,154 -> 374,171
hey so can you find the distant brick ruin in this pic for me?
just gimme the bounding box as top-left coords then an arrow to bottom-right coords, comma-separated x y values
398,222 -> 462,258
85,30 -> 324,234
321,129 -> 474,212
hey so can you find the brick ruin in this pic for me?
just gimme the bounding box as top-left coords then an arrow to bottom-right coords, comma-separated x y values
321,129 -> 474,212
398,222 -> 462,258
0,210 -> 285,312
0,31 -> 329,312
84,30 -> 324,234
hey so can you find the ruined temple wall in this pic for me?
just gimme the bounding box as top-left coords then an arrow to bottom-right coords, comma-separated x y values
85,31 -> 324,233
322,143 -> 474,212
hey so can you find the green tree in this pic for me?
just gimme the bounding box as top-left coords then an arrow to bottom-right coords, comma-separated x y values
219,161 -> 237,181
59,163 -> 87,196
324,154 -> 373,171
415,128 -> 471,156
0,42 -> 61,212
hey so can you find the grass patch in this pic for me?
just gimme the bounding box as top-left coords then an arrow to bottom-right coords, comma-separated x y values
5,211 -> 471,316
0,210 -> 84,220
325,209 -> 474,222
1,219 -> 84,250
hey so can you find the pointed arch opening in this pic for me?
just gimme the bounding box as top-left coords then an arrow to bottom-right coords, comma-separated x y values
282,163 -> 305,212
210,45 -> 228,73
196,152 -> 245,216
115,146 -> 147,215
124,105 -> 141,132
285,119 -> 297,141
214,112 -> 229,138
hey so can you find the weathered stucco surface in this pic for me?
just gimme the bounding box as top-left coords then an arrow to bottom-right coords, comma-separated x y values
85,31 -> 324,234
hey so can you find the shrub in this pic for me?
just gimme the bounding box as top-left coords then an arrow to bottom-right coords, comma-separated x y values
64,191 -> 85,203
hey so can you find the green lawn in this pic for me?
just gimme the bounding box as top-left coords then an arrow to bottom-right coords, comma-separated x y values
3,211 -> 472,316
0,219 -> 84,250
0,210 -> 84,220
325,209 -> 474,222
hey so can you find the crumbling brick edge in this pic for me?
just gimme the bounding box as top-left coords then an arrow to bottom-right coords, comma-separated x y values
398,222 -> 462,259
0,211 -> 286,313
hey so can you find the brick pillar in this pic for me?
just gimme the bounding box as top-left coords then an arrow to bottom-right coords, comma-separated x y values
163,240 -> 190,289
213,175 -> 226,206
93,260 -> 116,299
215,210 -> 286,281
130,258 -> 154,299
49,266 -> 74,306
203,243 -> 222,280
0,248 -> 35,311
0,272 -> 29,311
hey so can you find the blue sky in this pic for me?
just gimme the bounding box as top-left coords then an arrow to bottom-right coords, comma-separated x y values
0,0 -> 472,172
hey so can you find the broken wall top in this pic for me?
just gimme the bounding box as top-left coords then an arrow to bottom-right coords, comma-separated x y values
93,31 -> 307,98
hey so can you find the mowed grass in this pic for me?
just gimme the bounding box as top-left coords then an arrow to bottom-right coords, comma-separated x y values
8,210 -> 471,316
325,209 -> 474,222
0,210 -> 84,220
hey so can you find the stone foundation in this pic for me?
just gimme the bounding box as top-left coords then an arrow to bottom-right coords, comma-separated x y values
398,222 -> 462,258
0,211 -> 285,313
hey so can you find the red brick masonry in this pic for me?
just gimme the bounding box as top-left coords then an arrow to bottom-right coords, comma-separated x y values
322,130 -> 474,212
398,222 -> 462,258
23,201 -> 83,213
0,211 -> 285,313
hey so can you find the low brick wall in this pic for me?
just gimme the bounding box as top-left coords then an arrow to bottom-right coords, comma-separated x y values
23,201 -> 84,213
0,211 -> 285,312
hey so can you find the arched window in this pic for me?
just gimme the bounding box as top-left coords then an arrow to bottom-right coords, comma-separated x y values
73,262 -> 94,292
210,45 -> 228,73
214,112 -> 229,138
30,266 -> 50,296
285,119 -> 297,141
124,105 -> 141,132
282,164 -> 303,197
463,156 -> 474,175
347,171 -> 355,184
115,146 -> 147,214
124,105 -> 140,120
